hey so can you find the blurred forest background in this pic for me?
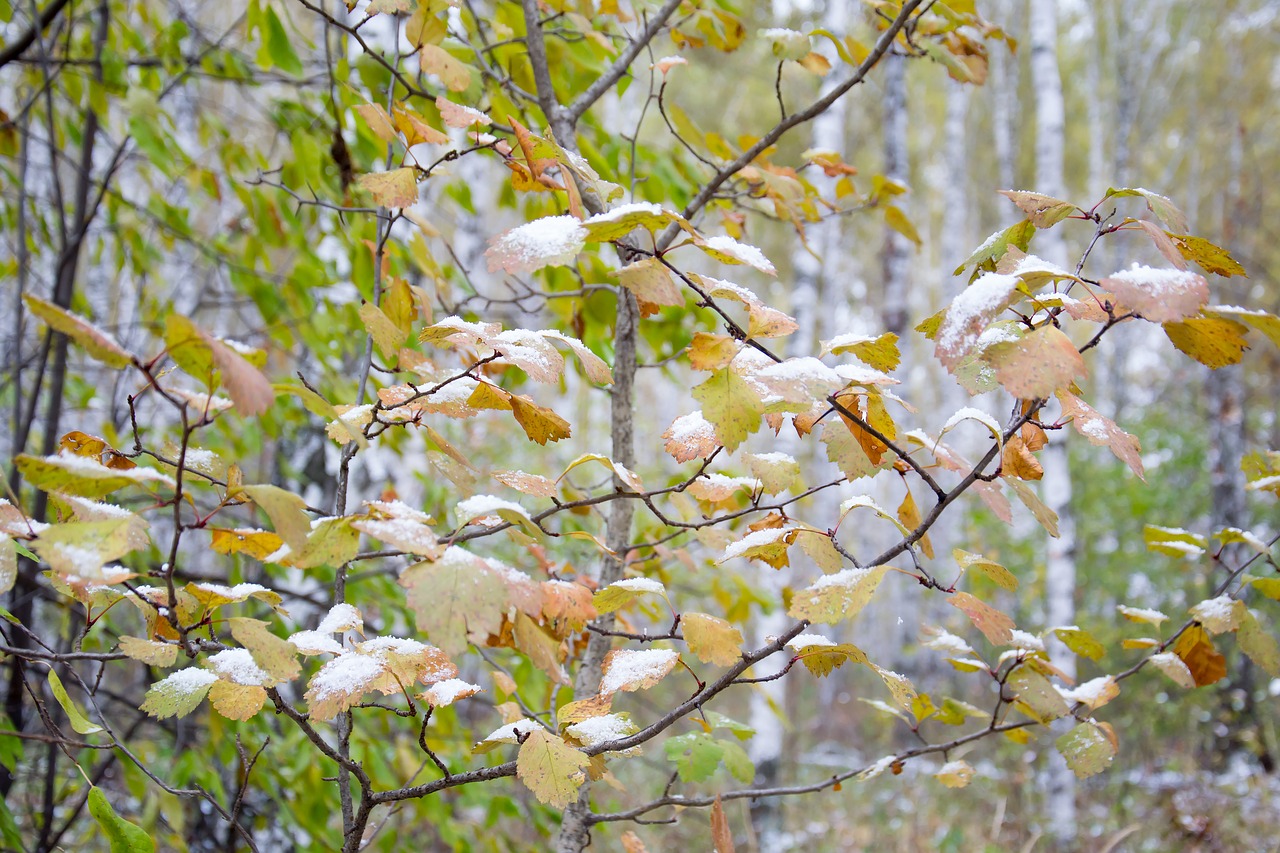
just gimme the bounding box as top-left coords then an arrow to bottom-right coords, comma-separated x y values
2,0 -> 1278,850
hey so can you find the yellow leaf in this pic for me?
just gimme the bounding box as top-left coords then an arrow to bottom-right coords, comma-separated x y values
510,395 -> 571,445
355,103 -> 399,142
949,592 -> 1015,644
516,729 -> 590,808
1162,317 -> 1250,368
419,44 -> 470,91
682,613 -> 743,667
1172,625 -> 1226,686
357,168 -> 418,208
988,326 -> 1087,399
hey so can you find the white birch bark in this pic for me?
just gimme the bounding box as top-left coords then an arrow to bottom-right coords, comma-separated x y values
746,4 -> 850,848
1030,1 -> 1077,846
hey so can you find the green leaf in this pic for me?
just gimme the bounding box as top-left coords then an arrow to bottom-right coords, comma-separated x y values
46,669 -> 103,735
1055,722 -> 1116,779
261,7 -> 303,75
0,795 -> 22,851
88,787 -> 156,853
691,369 -> 763,452
22,294 -> 132,368
664,732 -> 726,783
1237,610 -> 1280,677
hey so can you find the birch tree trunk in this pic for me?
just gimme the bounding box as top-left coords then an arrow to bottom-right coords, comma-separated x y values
1029,1 -> 1077,847
747,4 -> 850,846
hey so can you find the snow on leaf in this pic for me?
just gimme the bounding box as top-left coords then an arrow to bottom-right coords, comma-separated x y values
581,202 -> 679,242
23,294 -> 132,369
352,500 -> 442,559
758,27 -> 810,60
999,249 -> 1081,287
1117,604 -> 1168,627
939,406 -> 1004,447
357,168 -> 418,209
745,452 -> 801,494
682,613 -> 743,666
565,713 -> 638,749
949,592 -> 1015,644
720,527 -> 795,568
688,474 -> 760,504
594,577 -> 667,614
540,331 -> 613,385
1205,306 -> 1280,349
921,627 -> 976,659
207,649 -> 271,687
662,411 -> 720,462
935,273 -> 1020,368
517,729 -> 591,808
1056,722 -> 1117,778
455,494 -> 531,528
1051,626 -> 1105,661
400,548 -> 509,655
1058,676 -> 1119,710
140,668 -> 218,719
1099,263 -> 1208,323
935,759 -> 975,788
694,274 -> 794,337
420,678 -> 482,707
1189,595 -> 1244,635
1143,525 -> 1207,559
16,451 -> 174,499
820,332 -> 901,371
755,357 -> 844,402
435,95 -> 491,128
1148,651 -> 1195,688
987,325 -> 1087,399
492,329 -> 564,383
485,216 -> 587,274
493,470 -> 558,497
997,190 -> 1079,228
692,368 -> 764,452
474,718 -> 539,753
1104,187 -> 1187,232
837,495 -> 909,535
1162,316 -> 1250,369
652,55 -> 688,74
696,234 -> 777,275
1057,391 -> 1144,479
787,566 -> 888,624
599,648 -> 679,695
953,549 -> 1018,590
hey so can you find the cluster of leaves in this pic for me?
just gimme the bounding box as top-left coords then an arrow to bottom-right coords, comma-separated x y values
1,0 -> 1277,849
